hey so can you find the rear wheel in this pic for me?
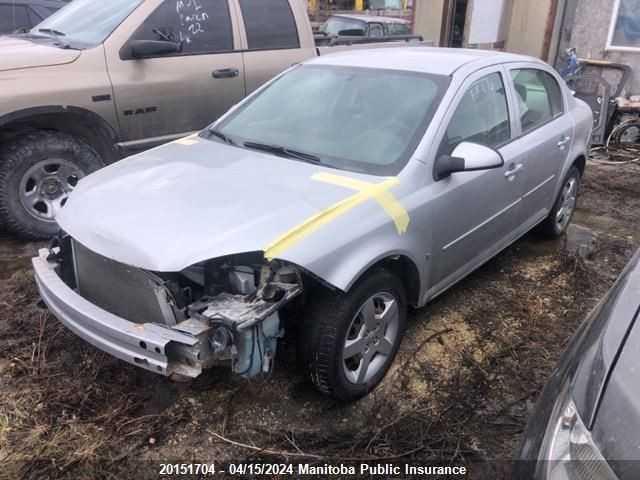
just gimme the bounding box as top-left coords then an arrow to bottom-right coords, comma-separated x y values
536,165 -> 580,238
298,269 -> 407,402
0,131 -> 105,240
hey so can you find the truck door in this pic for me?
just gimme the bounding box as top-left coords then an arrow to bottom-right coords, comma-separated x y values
103,0 -> 245,150
236,0 -> 316,95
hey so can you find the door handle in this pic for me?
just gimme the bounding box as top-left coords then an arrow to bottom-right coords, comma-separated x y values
557,136 -> 571,147
504,164 -> 524,178
212,68 -> 239,79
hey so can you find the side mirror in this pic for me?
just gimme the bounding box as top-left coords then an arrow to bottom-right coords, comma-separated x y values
435,142 -> 504,181
130,40 -> 182,59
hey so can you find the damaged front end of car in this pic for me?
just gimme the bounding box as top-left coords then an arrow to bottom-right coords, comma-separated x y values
33,235 -> 302,381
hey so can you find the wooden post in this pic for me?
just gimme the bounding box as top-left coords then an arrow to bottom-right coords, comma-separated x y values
355,0 -> 364,11
310,0 -> 317,11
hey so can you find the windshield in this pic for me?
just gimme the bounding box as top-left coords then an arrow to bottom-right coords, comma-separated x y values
320,17 -> 366,36
29,0 -> 143,49
213,65 -> 448,175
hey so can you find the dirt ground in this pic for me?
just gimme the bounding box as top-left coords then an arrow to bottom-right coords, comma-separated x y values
0,161 -> 638,479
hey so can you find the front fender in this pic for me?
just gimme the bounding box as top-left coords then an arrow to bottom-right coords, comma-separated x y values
0,105 -> 120,143
270,183 -> 429,301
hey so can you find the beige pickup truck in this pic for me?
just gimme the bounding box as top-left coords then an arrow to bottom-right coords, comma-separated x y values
0,0 -> 424,239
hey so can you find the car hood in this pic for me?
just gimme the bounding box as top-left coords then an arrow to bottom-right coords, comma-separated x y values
0,36 -> 80,72
570,249 -> 640,428
588,251 -> 640,475
56,136 -> 385,273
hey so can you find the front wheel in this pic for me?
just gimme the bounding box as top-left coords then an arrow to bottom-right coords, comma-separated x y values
298,269 -> 407,402
536,165 -> 581,238
0,131 -> 105,240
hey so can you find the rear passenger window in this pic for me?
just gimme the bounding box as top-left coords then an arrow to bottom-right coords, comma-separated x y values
131,0 -> 233,55
27,7 -> 45,28
511,69 -> 564,132
239,0 -> 300,50
441,72 -> 511,154
0,5 -> 30,33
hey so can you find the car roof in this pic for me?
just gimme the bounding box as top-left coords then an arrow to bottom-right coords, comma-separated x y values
310,47 -> 540,76
331,14 -> 410,24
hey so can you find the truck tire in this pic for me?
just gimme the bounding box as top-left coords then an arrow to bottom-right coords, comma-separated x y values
536,165 -> 581,239
298,268 -> 407,402
0,131 -> 105,240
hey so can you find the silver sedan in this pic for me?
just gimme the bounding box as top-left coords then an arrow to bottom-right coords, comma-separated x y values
33,48 -> 593,402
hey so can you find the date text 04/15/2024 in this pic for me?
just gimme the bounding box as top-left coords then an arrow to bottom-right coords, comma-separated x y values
158,463 -> 468,476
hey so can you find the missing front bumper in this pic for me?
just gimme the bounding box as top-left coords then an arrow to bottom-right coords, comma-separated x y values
33,249 -> 205,379
33,247 -> 302,380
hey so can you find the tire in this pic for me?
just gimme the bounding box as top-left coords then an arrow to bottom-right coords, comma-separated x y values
0,131 -> 105,240
298,268 -> 407,402
536,165 -> 581,239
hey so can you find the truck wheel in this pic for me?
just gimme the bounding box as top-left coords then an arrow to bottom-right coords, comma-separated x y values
298,268 -> 407,402
0,131 -> 105,240
536,166 -> 581,239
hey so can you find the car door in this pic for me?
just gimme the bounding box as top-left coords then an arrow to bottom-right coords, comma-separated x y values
104,0 -> 245,149
428,67 -> 526,292
507,64 -> 573,229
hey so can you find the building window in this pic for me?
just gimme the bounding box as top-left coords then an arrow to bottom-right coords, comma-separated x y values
607,0 -> 640,50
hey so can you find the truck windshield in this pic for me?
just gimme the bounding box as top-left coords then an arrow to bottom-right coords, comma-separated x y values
212,65 -> 448,176
30,0 -> 143,49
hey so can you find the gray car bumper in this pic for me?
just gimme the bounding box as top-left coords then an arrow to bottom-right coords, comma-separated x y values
32,249 -> 203,378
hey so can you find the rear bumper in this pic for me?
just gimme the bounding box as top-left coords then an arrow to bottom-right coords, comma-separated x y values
32,249 -> 203,378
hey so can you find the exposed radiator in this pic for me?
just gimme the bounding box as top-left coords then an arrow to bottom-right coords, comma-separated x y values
71,239 -> 177,325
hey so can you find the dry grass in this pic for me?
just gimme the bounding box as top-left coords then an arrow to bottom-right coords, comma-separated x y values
0,270 -> 190,479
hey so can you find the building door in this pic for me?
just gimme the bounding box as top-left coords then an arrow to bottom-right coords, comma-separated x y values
441,0 -> 469,47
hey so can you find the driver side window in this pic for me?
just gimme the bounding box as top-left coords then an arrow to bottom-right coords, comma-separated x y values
130,0 -> 234,55
441,72 -> 511,155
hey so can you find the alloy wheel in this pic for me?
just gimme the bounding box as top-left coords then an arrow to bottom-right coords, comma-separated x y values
342,291 -> 400,384
555,177 -> 577,232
